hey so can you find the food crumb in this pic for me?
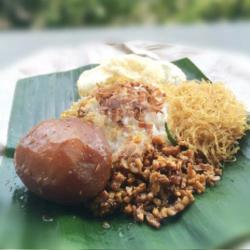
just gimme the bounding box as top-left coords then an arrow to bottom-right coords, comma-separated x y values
102,221 -> 111,229
42,215 -> 54,223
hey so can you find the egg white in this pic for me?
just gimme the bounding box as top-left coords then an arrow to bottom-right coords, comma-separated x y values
77,54 -> 186,96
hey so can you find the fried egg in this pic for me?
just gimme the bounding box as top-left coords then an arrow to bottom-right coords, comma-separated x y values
77,54 -> 186,96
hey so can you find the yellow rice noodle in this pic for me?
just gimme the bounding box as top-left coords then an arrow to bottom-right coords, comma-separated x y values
164,80 -> 248,165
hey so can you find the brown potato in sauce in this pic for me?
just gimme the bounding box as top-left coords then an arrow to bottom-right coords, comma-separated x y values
14,118 -> 112,204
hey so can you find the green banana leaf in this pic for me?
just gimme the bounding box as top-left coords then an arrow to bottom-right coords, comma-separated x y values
1,58 -> 250,249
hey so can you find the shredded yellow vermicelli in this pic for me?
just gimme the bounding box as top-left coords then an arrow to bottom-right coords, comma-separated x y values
164,80 -> 248,165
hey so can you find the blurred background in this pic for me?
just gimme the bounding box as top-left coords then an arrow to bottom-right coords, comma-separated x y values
0,0 -> 250,67
1,0 -> 250,28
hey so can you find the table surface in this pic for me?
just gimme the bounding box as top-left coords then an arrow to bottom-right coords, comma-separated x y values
1,22 -> 250,68
0,23 -> 250,249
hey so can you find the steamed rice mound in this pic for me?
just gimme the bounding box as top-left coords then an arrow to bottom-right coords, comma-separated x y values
165,81 -> 248,165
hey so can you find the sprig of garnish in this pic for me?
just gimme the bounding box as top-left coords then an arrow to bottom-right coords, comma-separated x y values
165,122 -> 177,146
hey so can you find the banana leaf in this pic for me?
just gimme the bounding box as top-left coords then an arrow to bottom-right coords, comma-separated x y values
0,58 -> 250,249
